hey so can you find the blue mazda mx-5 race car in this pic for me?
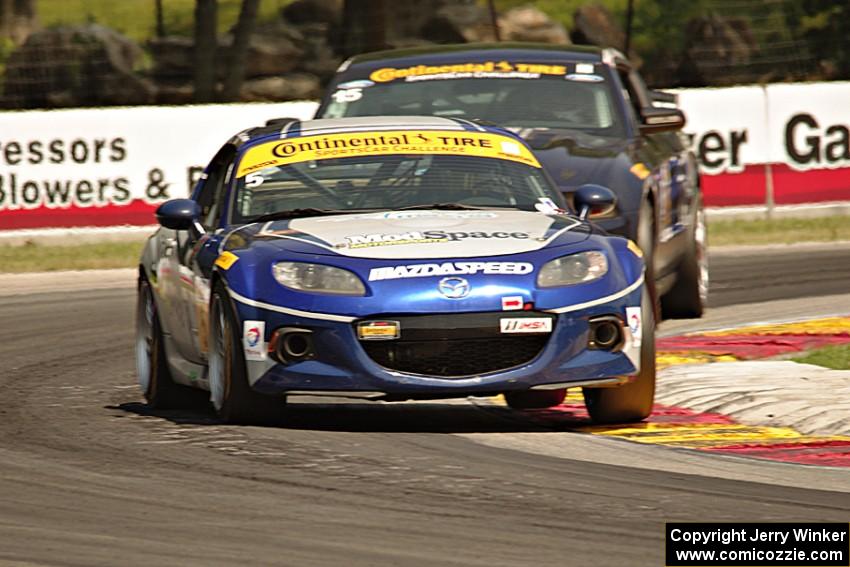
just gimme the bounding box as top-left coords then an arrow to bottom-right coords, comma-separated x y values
136,116 -> 655,425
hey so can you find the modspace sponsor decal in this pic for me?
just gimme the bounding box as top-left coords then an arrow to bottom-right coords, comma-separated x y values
345,230 -> 531,249
368,261 -> 533,281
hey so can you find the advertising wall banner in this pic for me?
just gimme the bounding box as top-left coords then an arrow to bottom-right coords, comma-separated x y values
0,102 -> 318,230
676,81 -> 850,207
2,82 -> 850,231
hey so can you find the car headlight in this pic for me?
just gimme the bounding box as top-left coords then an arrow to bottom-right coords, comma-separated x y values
537,251 -> 608,287
272,262 -> 366,296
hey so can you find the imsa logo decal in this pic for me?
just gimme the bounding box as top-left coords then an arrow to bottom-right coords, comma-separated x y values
500,318 -> 553,334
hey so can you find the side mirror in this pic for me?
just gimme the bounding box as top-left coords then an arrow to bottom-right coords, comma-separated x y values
639,106 -> 686,133
156,199 -> 202,232
574,184 -> 617,220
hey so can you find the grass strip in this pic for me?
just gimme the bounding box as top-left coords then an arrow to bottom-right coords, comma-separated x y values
0,215 -> 847,273
791,343 -> 850,371
708,216 -> 850,247
0,240 -> 145,273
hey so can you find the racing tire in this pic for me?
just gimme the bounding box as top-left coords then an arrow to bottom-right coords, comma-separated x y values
661,198 -> 708,319
136,278 -> 196,409
636,198 -> 661,321
209,281 -> 285,425
504,388 -> 567,410
583,286 -> 656,424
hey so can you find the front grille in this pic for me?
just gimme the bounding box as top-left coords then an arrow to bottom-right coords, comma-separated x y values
356,312 -> 552,378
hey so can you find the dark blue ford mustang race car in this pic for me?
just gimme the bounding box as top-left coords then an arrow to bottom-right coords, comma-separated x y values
317,43 -> 708,319
136,116 -> 655,424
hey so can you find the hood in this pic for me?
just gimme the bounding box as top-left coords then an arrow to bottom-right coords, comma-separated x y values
515,128 -> 637,193
248,209 -> 590,259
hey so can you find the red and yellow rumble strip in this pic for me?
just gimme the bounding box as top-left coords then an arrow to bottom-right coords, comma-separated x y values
503,317 -> 850,467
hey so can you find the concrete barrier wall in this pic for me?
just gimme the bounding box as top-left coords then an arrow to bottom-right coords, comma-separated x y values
1,82 -> 848,231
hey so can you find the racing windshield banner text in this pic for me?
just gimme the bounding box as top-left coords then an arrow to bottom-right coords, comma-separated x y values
236,130 -> 542,177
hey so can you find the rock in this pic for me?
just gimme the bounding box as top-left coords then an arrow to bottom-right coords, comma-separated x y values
239,74 -> 321,102
242,32 -> 302,77
499,6 -> 570,44
281,0 -> 342,26
148,36 -> 194,79
154,82 -> 195,105
149,28 -> 303,81
676,15 -> 757,86
420,2 -> 497,44
571,4 -> 624,50
290,22 -> 343,82
3,24 -> 155,108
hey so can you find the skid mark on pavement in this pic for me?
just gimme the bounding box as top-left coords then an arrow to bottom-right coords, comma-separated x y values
499,317 -> 850,467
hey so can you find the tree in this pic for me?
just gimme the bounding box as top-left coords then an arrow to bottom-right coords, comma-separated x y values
193,0 -> 218,102
0,0 -> 37,45
221,0 -> 260,101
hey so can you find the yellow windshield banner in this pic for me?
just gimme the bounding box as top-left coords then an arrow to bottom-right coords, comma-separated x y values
368,61 -> 568,83
236,130 -> 542,177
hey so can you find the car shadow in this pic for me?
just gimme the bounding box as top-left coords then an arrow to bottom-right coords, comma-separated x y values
110,397 -> 593,434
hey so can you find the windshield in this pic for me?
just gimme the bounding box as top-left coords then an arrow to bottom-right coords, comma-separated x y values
231,150 -> 563,224
322,64 -> 625,136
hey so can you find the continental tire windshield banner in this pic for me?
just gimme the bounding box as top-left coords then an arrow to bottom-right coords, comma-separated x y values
236,130 -> 541,177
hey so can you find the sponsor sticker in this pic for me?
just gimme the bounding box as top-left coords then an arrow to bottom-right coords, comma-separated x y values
346,229 -> 531,249
316,210 -> 499,222
630,162 -> 651,180
500,317 -> 552,334
575,63 -> 595,74
626,306 -> 642,347
236,130 -> 542,177
534,197 -> 562,214
337,79 -> 374,89
368,61 -> 567,83
565,73 -> 604,83
501,296 -> 524,311
331,88 -> 363,103
369,261 -> 533,281
357,320 -> 401,340
243,320 -> 267,361
215,251 -> 239,270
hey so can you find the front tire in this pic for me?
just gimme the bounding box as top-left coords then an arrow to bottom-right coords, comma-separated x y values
208,281 -> 284,424
662,198 -> 708,319
136,278 -> 189,409
583,286 -> 656,424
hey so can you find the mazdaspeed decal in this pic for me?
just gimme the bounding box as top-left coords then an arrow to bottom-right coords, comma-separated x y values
236,130 -> 541,177
346,230 -> 531,249
368,61 -> 566,83
369,261 -> 533,281
215,251 -> 239,270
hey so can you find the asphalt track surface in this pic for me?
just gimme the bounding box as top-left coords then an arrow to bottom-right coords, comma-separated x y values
1,245 -> 849,566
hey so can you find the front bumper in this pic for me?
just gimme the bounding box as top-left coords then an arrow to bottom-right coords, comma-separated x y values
234,288 -> 643,400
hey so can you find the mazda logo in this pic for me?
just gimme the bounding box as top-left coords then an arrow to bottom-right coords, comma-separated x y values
438,277 -> 470,299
